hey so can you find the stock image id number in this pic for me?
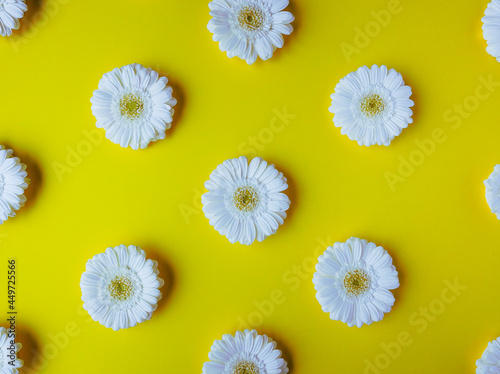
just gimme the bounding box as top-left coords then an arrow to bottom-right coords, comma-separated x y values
8,259 -> 16,311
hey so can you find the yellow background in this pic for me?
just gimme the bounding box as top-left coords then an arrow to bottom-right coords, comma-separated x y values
0,0 -> 498,372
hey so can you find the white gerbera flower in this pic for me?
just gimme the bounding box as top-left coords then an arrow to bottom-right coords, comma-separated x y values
313,237 -> 399,328
207,0 -> 294,65
90,63 -> 177,150
485,165 -> 500,219
329,65 -> 414,146
477,337 -> 500,373
80,244 -> 164,331
483,1 -> 500,62
0,0 -> 27,37
202,329 -> 289,374
202,156 -> 290,245
0,146 -> 29,225
0,327 -> 22,374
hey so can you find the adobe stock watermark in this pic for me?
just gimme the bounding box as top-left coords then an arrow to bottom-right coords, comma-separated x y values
385,74 -> 500,191
237,107 -> 296,158
340,0 -> 413,62
21,304 -> 91,374
236,236 -> 331,330
10,0 -> 71,54
6,258 -> 17,370
364,278 -> 467,373
178,187 -> 204,224
52,128 -> 104,182
178,107 -> 296,224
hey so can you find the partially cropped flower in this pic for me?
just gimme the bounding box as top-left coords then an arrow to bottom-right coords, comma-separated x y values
202,156 -> 290,245
202,329 -> 288,374
0,327 -> 23,374
485,165 -> 500,219
329,65 -> 414,146
313,237 -> 399,327
80,245 -> 164,331
0,146 -> 29,224
0,0 -> 27,37
90,63 -> 177,150
483,1 -> 500,62
207,0 -> 294,64
477,337 -> 500,373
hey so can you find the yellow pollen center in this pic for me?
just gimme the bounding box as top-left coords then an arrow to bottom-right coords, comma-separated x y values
232,361 -> 259,374
238,7 -> 263,30
233,186 -> 259,212
120,94 -> 144,119
108,276 -> 133,301
343,269 -> 370,296
360,94 -> 385,118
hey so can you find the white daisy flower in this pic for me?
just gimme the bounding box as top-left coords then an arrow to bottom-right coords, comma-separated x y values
202,329 -> 289,374
90,63 -> 177,150
202,156 -> 290,245
0,327 -> 23,374
485,165 -> 500,219
80,244 -> 164,331
0,146 -> 29,225
483,1 -> 500,62
313,237 -> 399,328
207,0 -> 294,65
329,65 -> 414,146
477,337 -> 500,373
0,0 -> 27,37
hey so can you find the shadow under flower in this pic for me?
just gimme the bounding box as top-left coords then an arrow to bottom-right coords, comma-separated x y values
256,328 -> 294,373
16,325 -> 40,374
141,246 -> 177,314
146,64 -> 187,143
362,236 -> 406,316
266,158 -> 298,230
12,0 -> 44,37
4,144 -> 44,215
390,70 -> 420,146
164,77 -> 186,139
266,0 -> 301,63
286,0 -> 301,38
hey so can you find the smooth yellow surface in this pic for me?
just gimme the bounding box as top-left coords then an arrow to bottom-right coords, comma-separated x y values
0,0 -> 499,372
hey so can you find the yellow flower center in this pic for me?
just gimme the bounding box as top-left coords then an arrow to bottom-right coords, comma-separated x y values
343,269 -> 370,296
360,94 -> 385,118
120,93 -> 144,119
233,186 -> 259,212
238,7 -> 264,31
232,361 -> 259,374
108,276 -> 133,301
